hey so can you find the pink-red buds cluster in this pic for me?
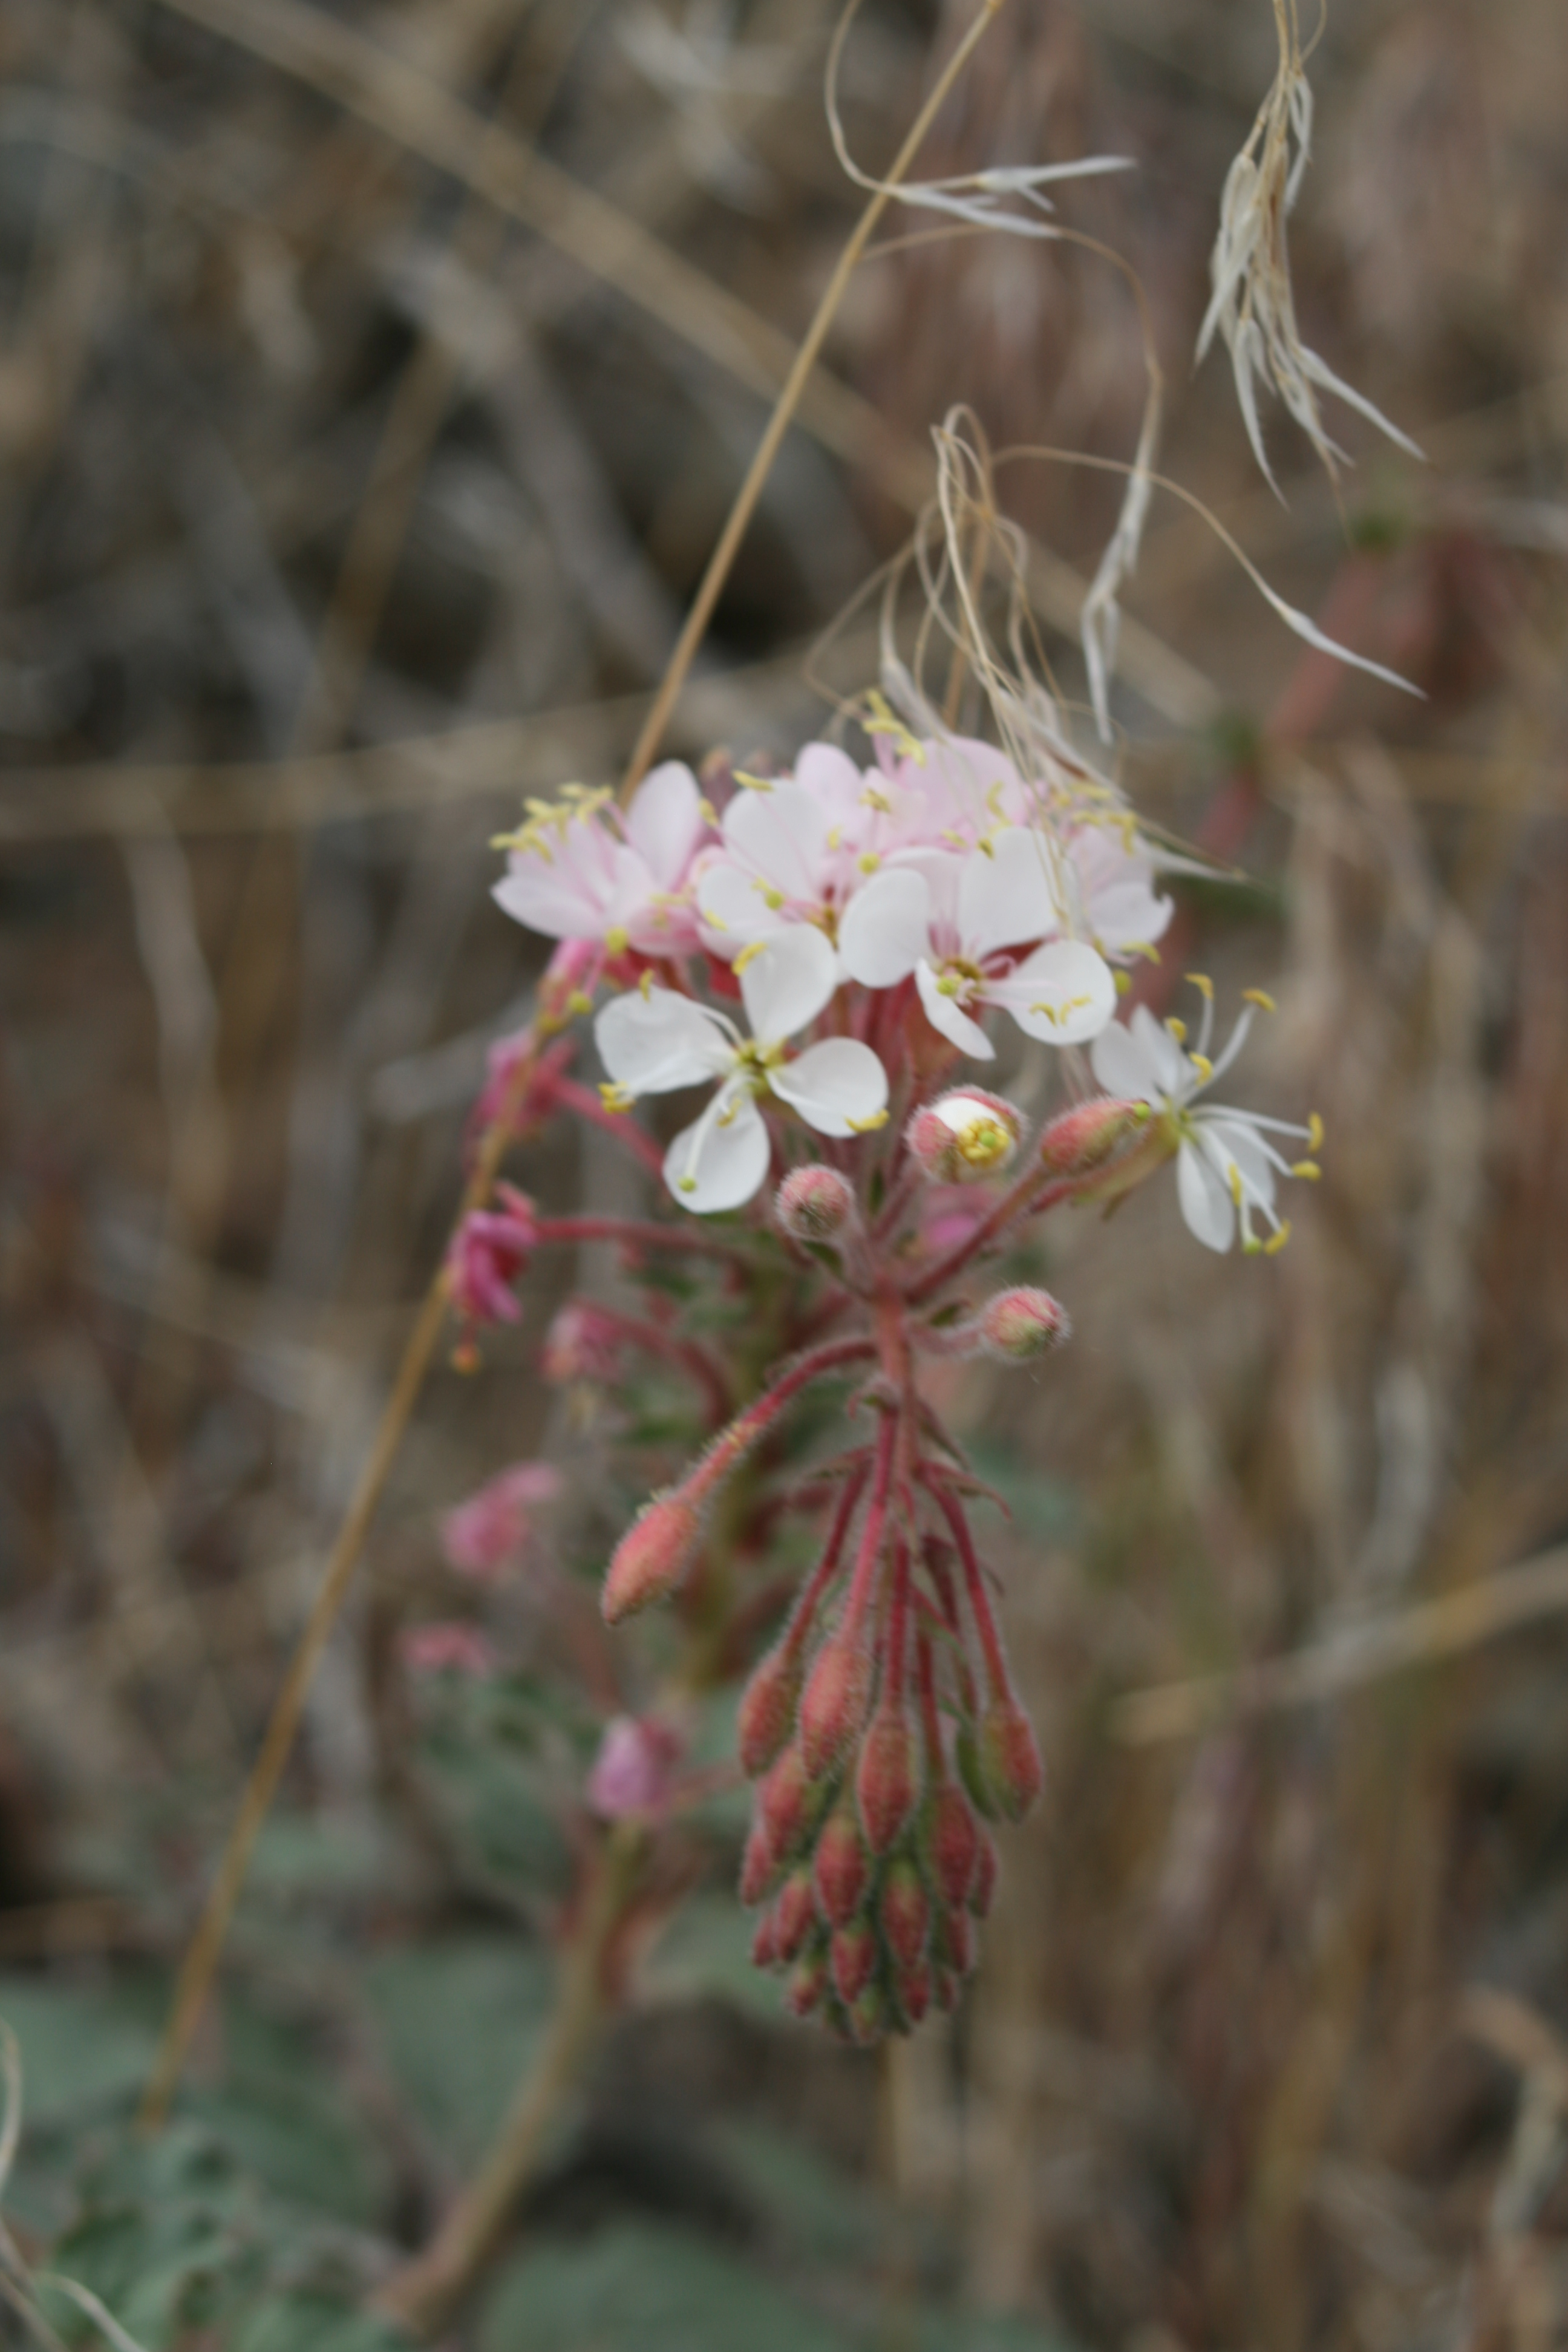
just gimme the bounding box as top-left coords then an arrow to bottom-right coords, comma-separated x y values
906,1089 -> 1025,1184
774,1165 -> 858,1243
976,1286 -> 1070,1363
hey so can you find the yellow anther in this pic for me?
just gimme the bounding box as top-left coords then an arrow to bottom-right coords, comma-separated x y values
1114,969 -> 1132,996
955,1116 -> 1011,1168
599,1082 -> 636,1114
1165,1017 -> 1187,1045
1243,987 -> 1277,1013
732,939 -> 768,976
734,771 -> 774,792
1307,1112 -> 1324,1152
860,690 -> 925,764
1188,1051 -> 1214,1082
1186,972 -> 1214,1001
857,853 -> 880,876
826,828 -> 842,851
760,888 -> 786,911
604,926 -> 629,956
1227,1164 -> 1244,1207
936,975 -> 962,998
638,970 -> 653,1001
1263,1221 -> 1292,1255
859,786 -> 893,815
566,991 -> 593,1018
678,1175 -> 698,1194
1290,1160 -> 1321,1181
848,1109 -> 890,1134
697,797 -> 719,827
1128,939 -> 1162,964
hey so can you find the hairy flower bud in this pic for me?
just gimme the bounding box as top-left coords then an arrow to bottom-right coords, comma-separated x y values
740,1819 -> 779,1907
925,1783 -> 980,1912
785,1943 -> 829,2019
798,1636 -> 874,1780
974,1697 -> 1045,1824
1037,1094 -> 1149,1178
970,1827 -> 998,1919
737,1641 -> 803,1779
758,1742 -> 826,1864
847,1982 -> 890,2047
894,1961 -> 932,2028
935,1906 -> 975,1978
601,1491 -> 702,1624
977,1286 -> 1070,1362
774,1165 -> 857,1243
830,1918 -> 878,2007
906,1089 -> 1024,1184
751,1907 -> 779,1970
812,1805 -> 869,1929
878,1858 -> 930,1971
772,1866 -> 817,1964
855,1702 -> 923,1856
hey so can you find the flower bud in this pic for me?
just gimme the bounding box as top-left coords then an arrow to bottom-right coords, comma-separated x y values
601,1491 -> 702,1624
855,1702 -> 922,1856
975,1696 -> 1045,1824
906,1089 -> 1024,1184
935,1905 -> 974,1978
1036,1094 -> 1149,1180
586,1714 -> 682,1820
893,1962 -> 932,2028
970,1827 -> 998,1919
812,1805 -> 869,1929
758,1742 -> 826,1864
751,1908 -> 779,1970
798,1636 -> 874,1780
772,1866 -> 817,1963
774,1165 -> 857,1243
977,1286 -> 1070,1363
924,1783 -> 980,1912
785,1943 -> 829,2019
830,1918 -> 878,2007
878,1858 -> 930,1971
736,1641 -> 803,1779
740,1818 -> 779,1907
847,1982 -> 890,2047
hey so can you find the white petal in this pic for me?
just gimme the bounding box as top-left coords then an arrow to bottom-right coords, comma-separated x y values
696,855 -> 782,949
1176,1138 -> 1235,1252
793,741 -> 864,820
723,780 -> 826,903
988,939 -> 1117,1047
915,958 -> 995,1059
664,1087 -> 771,1214
1085,877 -> 1174,953
595,987 -> 731,1094
1129,1003 -> 1190,1097
958,831 -> 1063,959
1089,1014 -> 1161,1102
838,867 -> 931,988
739,926 -> 837,1045
1200,1117 -> 1277,1209
624,761 -> 704,886
492,867 -> 602,941
768,1039 -> 889,1138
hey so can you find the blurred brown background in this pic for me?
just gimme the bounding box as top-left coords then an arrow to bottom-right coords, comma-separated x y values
1,1 -> 1566,2345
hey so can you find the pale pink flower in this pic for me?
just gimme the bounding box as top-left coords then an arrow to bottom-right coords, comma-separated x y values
586,1714 -> 684,1820
493,765 -> 710,958
442,1460 -> 561,1580
445,1185 -> 538,1326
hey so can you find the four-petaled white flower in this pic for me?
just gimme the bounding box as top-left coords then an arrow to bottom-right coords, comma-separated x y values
493,762 -> 708,956
595,927 -> 889,1214
837,831 -> 1117,1059
1089,988 -> 1320,1253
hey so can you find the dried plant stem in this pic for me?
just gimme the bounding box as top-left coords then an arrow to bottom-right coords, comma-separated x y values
378,1825 -> 644,2338
620,0 -> 1009,792
139,0 -> 1011,2136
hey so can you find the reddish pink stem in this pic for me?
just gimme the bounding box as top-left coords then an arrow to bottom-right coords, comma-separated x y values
782,1460 -> 871,1659
584,1304 -> 733,1428
903,1174 -> 1077,1306
685,1337 -> 878,1509
920,1471 -> 1008,1699
840,1408 -> 899,1643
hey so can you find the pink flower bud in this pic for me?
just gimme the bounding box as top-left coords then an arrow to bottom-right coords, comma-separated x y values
541,1301 -> 625,1386
441,1460 -> 560,1580
586,1714 -> 682,1820
935,1905 -> 974,1978
812,1807 -> 869,1929
601,1492 -> 702,1624
977,1286 -> 1070,1362
785,1944 -> 829,2019
830,1918 -> 877,2007
757,1742 -> 825,1865
400,1621 -> 495,1679
772,1866 -> 816,1964
774,1165 -> 857,1243
925,1783 -> 980,1912
751,1908 -> 779,1970
906,1090 -> 1024,1184
970,1827 -> 998,1919
445,1186 -> 538,1330
1036,1094 -> 1149,1179
740,1816 -> 783,1907
847,1982 -> 890,2047
976,1696 -> 1045,1823
798,1636 -> 874,1780
736,1642 -> 803,1779
878,1858 -> 930,1971
894,1962 -> 932,2028
855,1703 -> 922,1856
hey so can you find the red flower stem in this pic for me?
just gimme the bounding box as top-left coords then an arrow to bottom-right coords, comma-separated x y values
883,1537 -> 912,1705
584,1304 -> 733,1428
841,1407 -> 900,1642
686,1336 -> 878,1507
551,1080 -> 667,1179
921,1471 -> 1008,1697
903,1173 -> 1078,1305
784,1460 -> 871,1658
915,1630 -> 944,1770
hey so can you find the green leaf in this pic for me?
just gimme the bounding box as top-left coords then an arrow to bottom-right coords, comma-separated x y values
636,1894 -> 783,2022
364,1936 -> 554,2171
478,2220 -> 861,2352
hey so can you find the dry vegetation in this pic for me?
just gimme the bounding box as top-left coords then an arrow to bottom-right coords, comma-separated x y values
0,0 -> 1566,2346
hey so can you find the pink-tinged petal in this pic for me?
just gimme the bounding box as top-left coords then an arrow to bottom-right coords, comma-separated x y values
838,866 -> 930,988
1082,875 -> 1173,953
722,780 -> 826,902
1089,1014 -> 1162,1102
694,854 -> 782,950
1177,1138 -> 1235,1251
794,741 -> 866,820
916,959 -> 995,1059
595,987 -> 731,1094
768,1038 -> 889,1138
739,925 -> 837,1045
624,761 -> 705,886
587,1715 -> 683,1818
492,866 -> 603,941
988,939 -> 1117,1047
958,831 -> 1063,959
664,1088 -> 771,1213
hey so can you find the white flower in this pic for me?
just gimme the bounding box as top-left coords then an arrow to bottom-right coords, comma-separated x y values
1088,987 -> 1320,1253
1064,820 -> 1173,961
838,831 -> 1116,1060
493,763 -> 708,956
594,926 -> 888,1214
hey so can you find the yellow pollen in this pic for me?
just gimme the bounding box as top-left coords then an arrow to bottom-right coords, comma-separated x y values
1290,1160 -> 1321,1181
732,939 -> 768,975
1186,972 -> 1214,1001
956,1117 -> 1010,1168
1188,1051 -> 1214,1082
826,828 -> 842,851
1264,1221 -> 1292,1255
859,786 -> 893,815
1128,940 -> 1161,964
1166,1017 -> 1187,1044
848,1109 -> 890,1133
936,975 -> 962,998
599,1082 -> 635,1114
1243,987 -> 1278,1013
604,926 -> 629,956
1227,1164 -> 1244,1207
858,853 -> 880,876
566,991 -> 593,1018
1114,969 -> 1132,996
697,797 -> 719,826
678,1175 -> 698,1193
1307,1112 -> 1324,1152
638,970 -> 653,1001
760,887 -> 786,910
735,771 -> 773,792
